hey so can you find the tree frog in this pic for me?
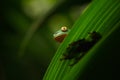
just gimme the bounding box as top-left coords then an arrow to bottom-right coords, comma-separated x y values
53,26 -> 70,43
53,27 -> 102,66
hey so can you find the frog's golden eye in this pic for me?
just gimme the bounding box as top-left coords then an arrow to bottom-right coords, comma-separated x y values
53,26 -> 70,43
61,26 -> 68,32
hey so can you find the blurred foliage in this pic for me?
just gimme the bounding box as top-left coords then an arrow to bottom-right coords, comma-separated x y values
0,0 -> 91,80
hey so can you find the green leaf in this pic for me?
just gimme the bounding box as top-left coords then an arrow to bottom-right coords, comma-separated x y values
63,22 -> 120,80
43,0 -> 120,80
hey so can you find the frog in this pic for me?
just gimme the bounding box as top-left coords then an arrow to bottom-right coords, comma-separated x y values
53,26 -> 70,43
53,27 -> 102,66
